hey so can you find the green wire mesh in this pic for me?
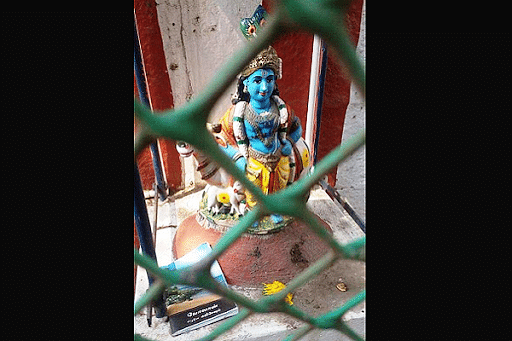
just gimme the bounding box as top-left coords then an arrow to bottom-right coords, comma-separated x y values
134,0 -> 366,340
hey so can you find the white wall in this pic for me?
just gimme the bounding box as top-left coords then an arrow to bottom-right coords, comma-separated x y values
156,0 -> 260,121
155,0 -> 261,188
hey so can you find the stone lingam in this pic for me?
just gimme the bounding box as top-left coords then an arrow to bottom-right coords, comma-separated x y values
172,5 -> 332,286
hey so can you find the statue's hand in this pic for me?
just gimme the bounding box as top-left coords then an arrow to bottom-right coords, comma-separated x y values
281,139 -> 292,156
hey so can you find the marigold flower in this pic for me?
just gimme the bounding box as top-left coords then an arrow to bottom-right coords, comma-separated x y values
262,280 -> 293,305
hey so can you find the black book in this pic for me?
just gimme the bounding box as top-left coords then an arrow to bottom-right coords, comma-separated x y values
161,243 -> 239,336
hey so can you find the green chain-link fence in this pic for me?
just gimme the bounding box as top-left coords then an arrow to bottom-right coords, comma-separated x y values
134,0 -> 366,340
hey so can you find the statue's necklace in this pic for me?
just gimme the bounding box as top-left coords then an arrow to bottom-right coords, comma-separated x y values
245,102 -> 279,148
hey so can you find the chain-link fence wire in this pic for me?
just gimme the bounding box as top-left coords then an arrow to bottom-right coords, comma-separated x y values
134,0 -> 366,340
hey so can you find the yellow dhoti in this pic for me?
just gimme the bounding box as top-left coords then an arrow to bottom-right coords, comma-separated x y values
245,155 -> 290,208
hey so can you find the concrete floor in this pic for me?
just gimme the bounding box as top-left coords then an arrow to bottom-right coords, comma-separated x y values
134,187 -> 365,340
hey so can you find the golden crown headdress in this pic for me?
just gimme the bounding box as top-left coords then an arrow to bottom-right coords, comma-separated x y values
241,45 -> 282,78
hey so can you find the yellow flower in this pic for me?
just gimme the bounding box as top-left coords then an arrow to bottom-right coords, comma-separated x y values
262,280 -> 293,305
217,192 -> 230,204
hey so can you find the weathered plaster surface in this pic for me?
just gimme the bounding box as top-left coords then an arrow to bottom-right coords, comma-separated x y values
155,0 -> 261,188
156,0 -> 260,119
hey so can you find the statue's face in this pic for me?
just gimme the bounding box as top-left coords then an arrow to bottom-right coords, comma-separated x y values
243,68 -> 275,103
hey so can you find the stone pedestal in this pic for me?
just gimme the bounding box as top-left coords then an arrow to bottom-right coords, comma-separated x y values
172,213 -> 333,285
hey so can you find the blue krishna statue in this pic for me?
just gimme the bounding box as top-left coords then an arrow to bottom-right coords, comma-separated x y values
177,5 -> 311,234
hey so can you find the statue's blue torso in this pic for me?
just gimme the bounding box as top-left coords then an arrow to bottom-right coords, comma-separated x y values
243,100 -> 281,155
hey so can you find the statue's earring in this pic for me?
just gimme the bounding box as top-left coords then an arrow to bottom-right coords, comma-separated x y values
243,84 -> 248,93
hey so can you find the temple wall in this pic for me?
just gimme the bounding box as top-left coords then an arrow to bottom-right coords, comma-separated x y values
136,0 -> 365,207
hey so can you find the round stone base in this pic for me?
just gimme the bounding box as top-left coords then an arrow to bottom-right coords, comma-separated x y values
172,213 -> 333,285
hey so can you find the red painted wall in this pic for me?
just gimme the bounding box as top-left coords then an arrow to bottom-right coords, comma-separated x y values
274,32 -> 313,132
318,0 -> 363,186
135,0 -> 183,192
261,2 -> 312,129
134,74 -> 156,189
263,0 -> 363,187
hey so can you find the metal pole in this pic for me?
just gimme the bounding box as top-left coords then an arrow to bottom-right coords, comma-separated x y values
319,179 -> 365,233
134,162 -> 166,318
152,182 -> 158,246
305,35 -> 322,158
313,39 -> 328,164
134,16 -> 168,201
134,15 -> 166,319
305,35 -> 328,164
